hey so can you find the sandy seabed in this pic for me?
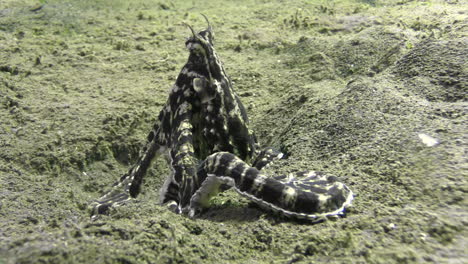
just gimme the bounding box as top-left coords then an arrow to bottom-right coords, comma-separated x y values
0,0 -> 466,263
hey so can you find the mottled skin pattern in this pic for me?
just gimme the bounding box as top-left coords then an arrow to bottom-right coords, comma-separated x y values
90,19 -> 353,221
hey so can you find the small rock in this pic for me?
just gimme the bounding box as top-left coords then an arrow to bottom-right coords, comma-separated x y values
384,223 -> 396,232
418,133 -> 439,147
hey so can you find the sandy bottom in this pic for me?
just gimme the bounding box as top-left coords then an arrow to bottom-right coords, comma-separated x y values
0,0 -> 466,263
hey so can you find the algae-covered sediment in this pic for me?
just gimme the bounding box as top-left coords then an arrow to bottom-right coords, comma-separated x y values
0,0 -> 466,263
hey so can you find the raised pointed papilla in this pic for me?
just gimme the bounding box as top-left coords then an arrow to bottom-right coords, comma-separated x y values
90,17 -> 353,222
